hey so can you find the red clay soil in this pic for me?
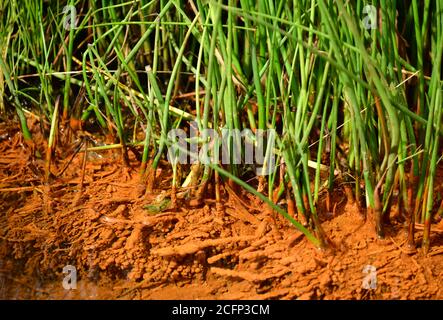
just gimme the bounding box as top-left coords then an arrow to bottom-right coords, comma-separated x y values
1,119 -> 443,300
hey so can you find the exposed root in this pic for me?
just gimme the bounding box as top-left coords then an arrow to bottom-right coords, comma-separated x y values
151,236 -> 256,257
225,207 -> 260,226
210,267 -> 290,283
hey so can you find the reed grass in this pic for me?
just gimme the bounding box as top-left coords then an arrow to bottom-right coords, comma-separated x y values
0,0 -> 441,251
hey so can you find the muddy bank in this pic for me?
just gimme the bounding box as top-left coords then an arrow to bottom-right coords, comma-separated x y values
1,121 -> 442,300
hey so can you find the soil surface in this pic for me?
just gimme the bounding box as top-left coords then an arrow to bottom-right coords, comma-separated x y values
1,119 -> 443,300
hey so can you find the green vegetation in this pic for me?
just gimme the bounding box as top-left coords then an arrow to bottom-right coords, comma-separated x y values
0,0 -> 442,252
